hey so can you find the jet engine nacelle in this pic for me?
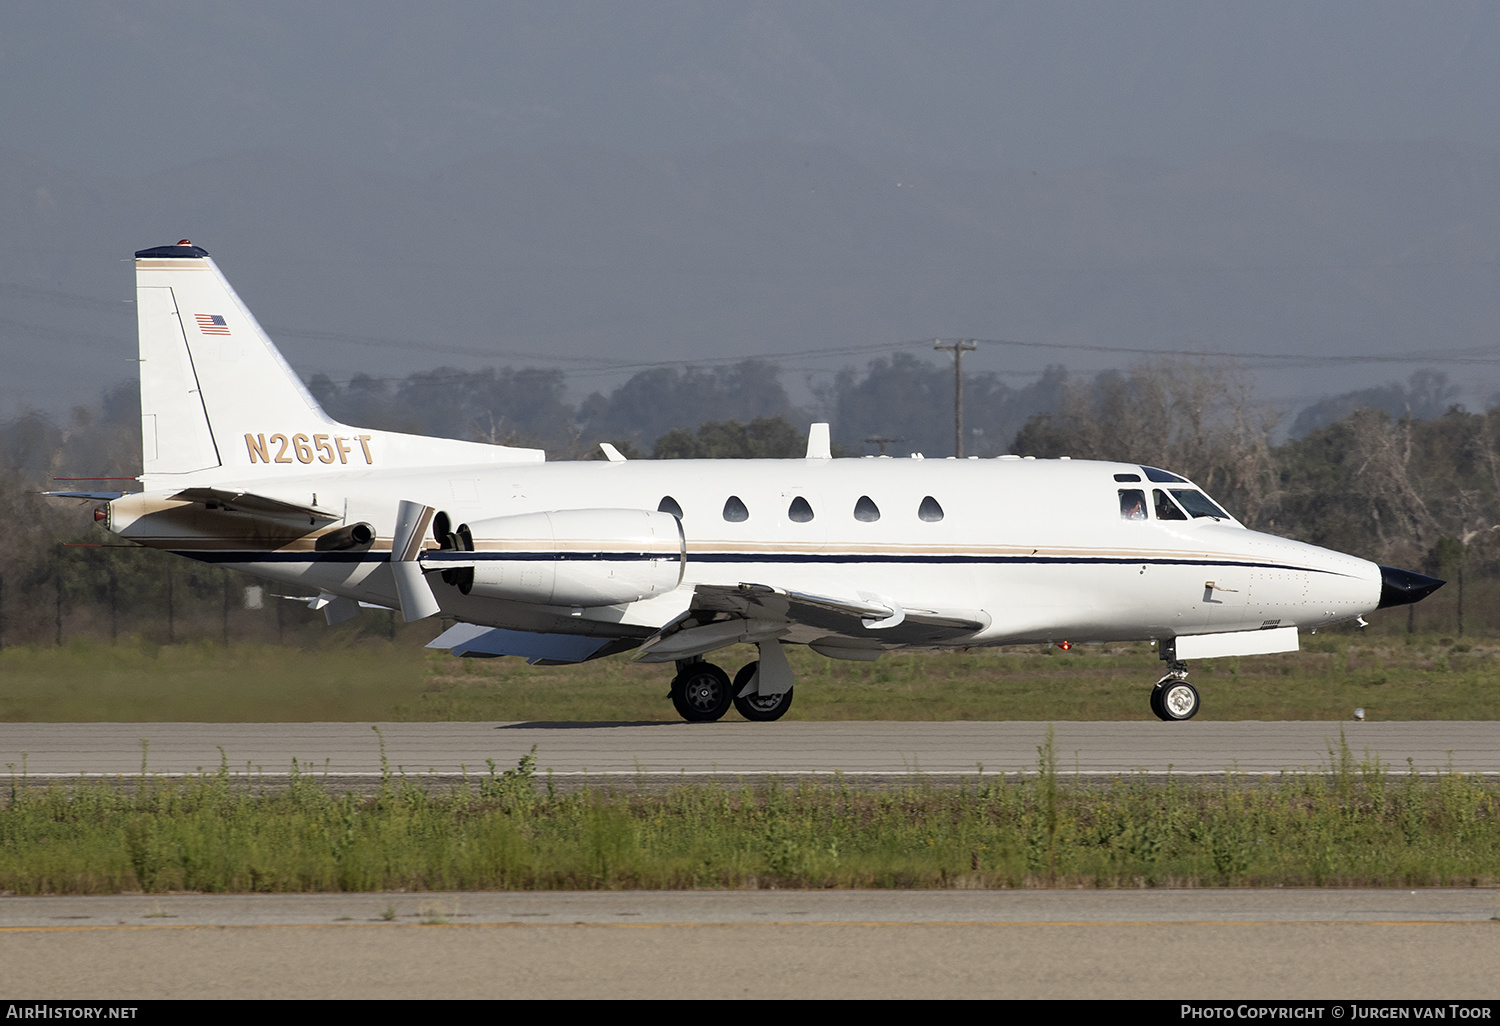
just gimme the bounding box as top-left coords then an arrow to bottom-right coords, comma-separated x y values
451,508 -> 685,607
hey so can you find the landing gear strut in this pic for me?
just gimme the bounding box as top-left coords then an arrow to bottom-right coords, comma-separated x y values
1150,659 -> 1200,721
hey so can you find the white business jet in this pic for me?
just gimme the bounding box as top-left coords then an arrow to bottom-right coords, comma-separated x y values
57,242 -> 1444,722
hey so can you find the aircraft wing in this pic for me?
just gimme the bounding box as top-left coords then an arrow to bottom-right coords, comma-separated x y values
427,622 -> 639,665
635,582 -> 988,662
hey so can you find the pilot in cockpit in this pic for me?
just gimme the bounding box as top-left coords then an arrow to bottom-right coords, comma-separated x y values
1119,490 -> 1148,520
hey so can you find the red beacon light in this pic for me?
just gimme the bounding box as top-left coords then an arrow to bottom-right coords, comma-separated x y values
1057,640 -> 1072,651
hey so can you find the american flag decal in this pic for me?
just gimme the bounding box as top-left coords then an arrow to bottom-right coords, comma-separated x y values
195,314 -> 231,335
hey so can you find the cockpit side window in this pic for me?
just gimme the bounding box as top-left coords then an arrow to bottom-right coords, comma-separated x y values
1170,489 -> 1230,520
1153,489 -> 1188,520
1119,489 -> 1148,520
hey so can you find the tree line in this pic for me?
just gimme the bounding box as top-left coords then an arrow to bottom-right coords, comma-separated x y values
0,358 -> 1490,648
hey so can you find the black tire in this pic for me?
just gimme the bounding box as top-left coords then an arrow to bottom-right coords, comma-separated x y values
730,661 -> 794,721
1157,680 -> 1200,721
670,662 -> 734,722
1149,683 -> 1168,721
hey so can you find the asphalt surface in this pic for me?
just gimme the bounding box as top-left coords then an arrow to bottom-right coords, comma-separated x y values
3,891 -> 1498,999
4,721 -> 1497,998
1,720 -> 1494,782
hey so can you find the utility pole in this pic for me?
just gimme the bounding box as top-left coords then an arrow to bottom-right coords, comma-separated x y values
934,339 -> 976,457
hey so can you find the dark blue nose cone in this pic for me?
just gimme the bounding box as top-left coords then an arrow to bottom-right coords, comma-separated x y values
1377,566 -> 1445,609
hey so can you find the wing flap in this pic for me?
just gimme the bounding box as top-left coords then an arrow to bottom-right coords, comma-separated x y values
635,583 -> 988,661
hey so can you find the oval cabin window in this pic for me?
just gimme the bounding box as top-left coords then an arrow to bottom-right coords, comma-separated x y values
787,496 -> 814,523
723,495 -> 749,522
853,495 -> 881,522
918,495 -> 944,522
658,496 -> 683,519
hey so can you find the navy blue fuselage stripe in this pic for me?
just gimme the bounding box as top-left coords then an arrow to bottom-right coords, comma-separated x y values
170,549 -> 1347,576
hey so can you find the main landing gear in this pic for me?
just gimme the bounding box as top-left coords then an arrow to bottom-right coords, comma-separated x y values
1150,661 -> 1200,721
669,658 -> 794,723
669,661 -> 734,722
732,661 -> 794,721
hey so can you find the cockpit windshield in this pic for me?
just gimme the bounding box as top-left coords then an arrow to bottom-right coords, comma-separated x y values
1170,489 -> 1230,520
1153,489 -> 1187,520
1119,470 -> 1237,523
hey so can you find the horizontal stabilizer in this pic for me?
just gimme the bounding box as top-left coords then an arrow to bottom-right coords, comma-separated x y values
170,487 -> 341,520
43,490 -> 129,501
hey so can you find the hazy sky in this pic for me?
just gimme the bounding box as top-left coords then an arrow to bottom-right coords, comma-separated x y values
6,1 -> 1498,177
5,2 -> 1500,421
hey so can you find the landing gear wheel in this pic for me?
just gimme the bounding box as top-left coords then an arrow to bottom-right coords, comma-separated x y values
730,661 -> 794,722
1149,684 -> 1167,720
1156,679 -> 1200,721
670,662 -> 734,722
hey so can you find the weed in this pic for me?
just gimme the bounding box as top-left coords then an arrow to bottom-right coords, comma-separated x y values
0,730 -> 1496,893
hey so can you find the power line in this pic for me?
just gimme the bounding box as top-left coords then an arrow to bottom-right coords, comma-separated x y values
944,337 -> 1500,367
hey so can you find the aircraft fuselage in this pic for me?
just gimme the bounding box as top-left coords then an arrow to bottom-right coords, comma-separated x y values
107,454 -> 1381,651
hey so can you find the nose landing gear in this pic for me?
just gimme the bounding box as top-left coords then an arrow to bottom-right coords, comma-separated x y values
1150,659 -> 1200,721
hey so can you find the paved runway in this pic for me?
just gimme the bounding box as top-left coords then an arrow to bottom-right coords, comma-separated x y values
3,724 -> 1498,998
3,891 -> 1498,999
1,720 -> 1495,780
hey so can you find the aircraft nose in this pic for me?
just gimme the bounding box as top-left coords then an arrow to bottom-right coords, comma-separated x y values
1377,566 -> 1445,608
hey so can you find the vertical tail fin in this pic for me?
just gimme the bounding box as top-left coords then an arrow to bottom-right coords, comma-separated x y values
136,241 -> 322,477
134,241 -> 543,485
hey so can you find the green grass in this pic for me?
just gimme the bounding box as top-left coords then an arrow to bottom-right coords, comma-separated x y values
3,632 -> 1500,722
0,637 -> 425,722
2,737 -> 1496,893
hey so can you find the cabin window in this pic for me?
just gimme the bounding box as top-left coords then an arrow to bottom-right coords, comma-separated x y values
1171,489 -> 1230,520
658,496 -> 683,519
853,495 -> 881,522
723,495 -> 749,522
1119,490 -> 1148,520
918,496 -> 944,522
788,496 -> 814,523
1153,489 -> 1188,520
